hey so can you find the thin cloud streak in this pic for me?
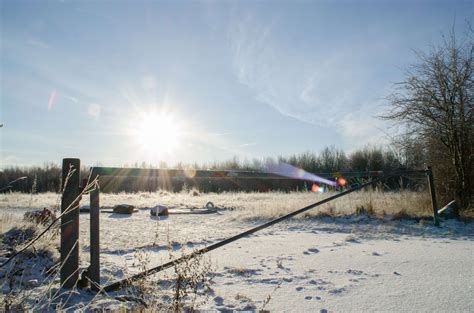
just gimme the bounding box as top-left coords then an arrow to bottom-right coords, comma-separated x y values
228,10 -> 395,147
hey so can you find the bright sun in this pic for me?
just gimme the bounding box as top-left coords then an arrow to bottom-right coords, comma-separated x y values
134,112 -> 182,155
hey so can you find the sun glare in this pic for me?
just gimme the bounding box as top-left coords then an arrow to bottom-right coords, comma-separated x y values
134,112 -> 182,155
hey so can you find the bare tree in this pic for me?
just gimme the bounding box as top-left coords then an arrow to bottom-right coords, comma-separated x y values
382,26 -> 473,211
319,146 -> 348,172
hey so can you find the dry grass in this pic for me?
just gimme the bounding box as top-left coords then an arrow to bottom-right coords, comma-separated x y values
460,208 -> 474,221
0,189 -> 434,221
0,214 -> 60,311
0,214 -> 59,260
0,213 -> 25,234
115,239 -> 214,311
0,192 -> 60,211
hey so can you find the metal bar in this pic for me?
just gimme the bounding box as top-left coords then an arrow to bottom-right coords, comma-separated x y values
91,167 -> 427,179
91,167 -> 287,179
426,166 -> 440,226
89,185 -> 100,290
314,170 -> 427,177
60,158 -> 81,289
102,173 -> 394,292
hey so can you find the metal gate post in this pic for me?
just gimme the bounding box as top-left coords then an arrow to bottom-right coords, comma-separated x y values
60,158 -> 81,288
426,166 -> 440,226
90,183 -> 100,290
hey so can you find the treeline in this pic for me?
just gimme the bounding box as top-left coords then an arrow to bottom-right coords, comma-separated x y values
0,144 -> 426,194
0,163 -> 63,194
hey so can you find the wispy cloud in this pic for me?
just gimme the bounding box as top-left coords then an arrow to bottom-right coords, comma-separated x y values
337,108 -> 390,149
231,142 -> 257,148
4,30 -> 117,111
228,11 -> 393,147
64,95 -> 79,103
26,38 -> 49,49
185,126 -> 258,161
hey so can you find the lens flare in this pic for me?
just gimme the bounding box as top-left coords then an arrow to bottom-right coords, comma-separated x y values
48,90 -> 57,111
265,162 -> 337,187
337,177 -> 347,186
311,184 -> 327,193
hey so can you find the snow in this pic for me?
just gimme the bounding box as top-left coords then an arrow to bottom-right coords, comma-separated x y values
201,225 -> 473,311
1,192 -> 473,311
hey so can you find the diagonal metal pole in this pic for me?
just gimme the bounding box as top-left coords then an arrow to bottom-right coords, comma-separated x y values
102,173 -> 394,292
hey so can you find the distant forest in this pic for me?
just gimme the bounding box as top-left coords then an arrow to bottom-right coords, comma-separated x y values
1,144 -> 429,195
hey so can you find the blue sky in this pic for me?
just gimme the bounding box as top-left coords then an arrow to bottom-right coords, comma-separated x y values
1,0 -> 472,168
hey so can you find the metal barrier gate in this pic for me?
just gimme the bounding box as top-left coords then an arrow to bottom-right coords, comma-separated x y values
59,158 -> 439,291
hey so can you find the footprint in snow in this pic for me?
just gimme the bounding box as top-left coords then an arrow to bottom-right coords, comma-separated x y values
347,269 -> 364,275
329,287 -> 347,295
308,278 -> 331,286
372,251 -> 382,256
214,296 -> 224,306
241,304 -> 256,311
305,296 -> 313,300
296,286 -> 304,291
304,248 -> 320,255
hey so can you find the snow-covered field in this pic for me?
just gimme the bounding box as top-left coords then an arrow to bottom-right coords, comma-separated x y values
1,191 -> 473,311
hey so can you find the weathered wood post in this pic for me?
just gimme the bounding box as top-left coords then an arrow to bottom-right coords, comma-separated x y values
89,176 -> 100,291
61,158 -> 81,288
426,166 -> 440,226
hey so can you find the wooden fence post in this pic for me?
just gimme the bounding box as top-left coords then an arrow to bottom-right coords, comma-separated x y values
60,158 -> 81,288
90,182 -> 100,290
426,166 -> 440,226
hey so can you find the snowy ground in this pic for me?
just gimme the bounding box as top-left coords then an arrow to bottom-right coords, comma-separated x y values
202,220 -> 474,312
1,191 -> 473,311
